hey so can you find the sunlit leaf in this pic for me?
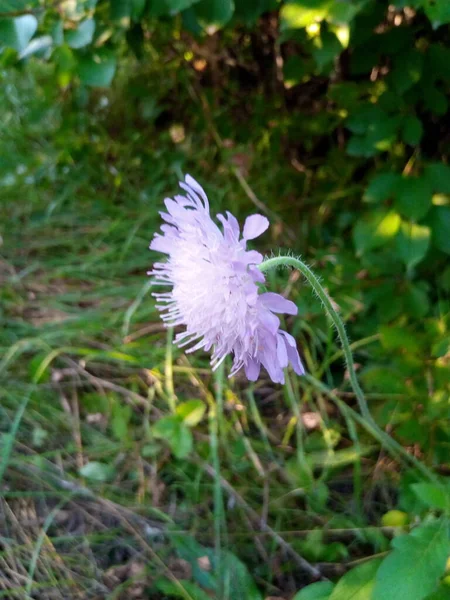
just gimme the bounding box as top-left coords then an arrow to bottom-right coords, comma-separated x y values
353,210 -> 401,255
373,521 -> 449,600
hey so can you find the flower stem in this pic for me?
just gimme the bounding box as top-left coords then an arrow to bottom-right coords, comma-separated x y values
260,256 -> 372,422
259,255 -> 436,482
210,362 -> 225,597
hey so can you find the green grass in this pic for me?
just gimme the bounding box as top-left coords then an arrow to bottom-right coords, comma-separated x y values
0,63 -> 445,599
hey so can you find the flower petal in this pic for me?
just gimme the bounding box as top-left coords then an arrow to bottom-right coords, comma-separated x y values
243,214 -> 269,240
260,292 -> 298,315
280,331 -> 305,376
245,358 -> 261,381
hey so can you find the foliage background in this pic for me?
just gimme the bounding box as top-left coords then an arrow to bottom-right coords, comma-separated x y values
1,0 -> 450,599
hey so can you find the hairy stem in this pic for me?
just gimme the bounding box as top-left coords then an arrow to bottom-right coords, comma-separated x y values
259,255 -> 436,482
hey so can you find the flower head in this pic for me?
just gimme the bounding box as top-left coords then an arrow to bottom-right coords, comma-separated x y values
149,175 -> 304,383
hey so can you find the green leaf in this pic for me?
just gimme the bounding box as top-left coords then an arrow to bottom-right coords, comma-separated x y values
330,558 -> 382,600
78,53 -> 117,87
19,35 -> 53,60
293,581 -> 334,600
283,56 -> 310,87
428,206 -> 450,254
379,324 -> 422,355
353,210 -> 401,255
424,162 -> 450,194
402,115 -> 423,146
312,30 -> 342,71
423,0 -> 450,26
364,172 -> 401,204
153,415 -> 193,458
0,15 -> 37,52
394,176 -> 433,221
176,399 -> 206,427
423,84 -> 448,116
79,461 -> 115,482
425,585 -> 450,600
66,19 -> 95,49
395,222 -> 430,271
0,0 -> 37,10
111,0 -> 144,22
411,483 -> 450,511
280,0 -> 332,30
234,0 -> 277,25
148,0 -> 199,17
390,49 -> 424,94
194,0 -> 234,27
111,0 -> 131,23
373,521 -> 450,600
403,282 -> 430,318
155,578 -> 212,600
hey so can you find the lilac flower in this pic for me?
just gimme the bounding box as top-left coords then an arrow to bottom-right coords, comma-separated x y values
149,175 -> 305,384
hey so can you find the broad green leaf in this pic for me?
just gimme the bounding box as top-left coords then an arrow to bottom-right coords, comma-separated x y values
0,15 -> 37,52
194,0 -> 234,27
330,558 -> 382,600
234,0 -> 277,25
425,585 -> 450,600
395,222 -> 430,271
402,115 -> 423,146
423,84 -> 448,116
390,49 -> 424,94
394,176 -> 433,221
148,0 -> 199,17
79,461 -> 115,482
425,162 -> 450,194
379,325 -> 422,355
403,282 -> 430,318
176,399 -> 206,427
66,19 -> 95,49
364,172 -> 401,204
110,0 -> 145,21
293,581 -> 334,600
353,210 -> 401,255
283,56 -> 311,87
428,206 -> 450,254
78,53 -> 117,87
111,0 -> 131,23
423,0 -> 450,26
153,415 -> 193,458
280,0 -> 332,30
373,521 -> 450,600
0,1 -> 37,10
411,483 -> 450,511
19,35 -> 53,60
312,30 -> 342,71
131,0 -> 147,19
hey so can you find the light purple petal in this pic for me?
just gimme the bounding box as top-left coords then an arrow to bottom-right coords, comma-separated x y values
277,335 -> 288,368
184,175 -> 209,209
260,292 -> 298,315
248,266 -> 266,283
243,214 -> 269,240
241,250 -> 263,265
280,331 -> 305,376
259,310 -> 280,335
245,358 -> 261,381
150,235 -> 172,253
